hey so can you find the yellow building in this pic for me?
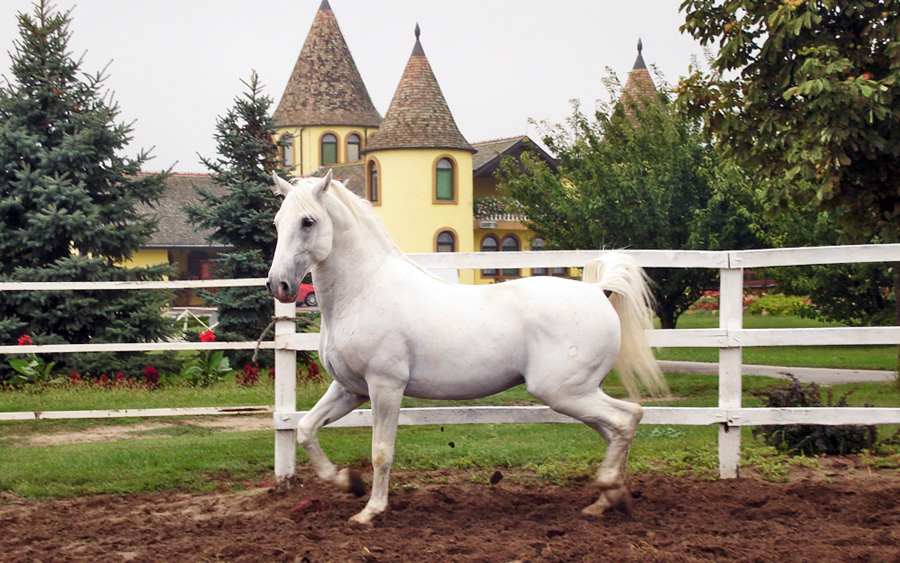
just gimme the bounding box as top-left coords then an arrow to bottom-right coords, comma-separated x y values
133,172 -> 229,306
272,1 -> 562,285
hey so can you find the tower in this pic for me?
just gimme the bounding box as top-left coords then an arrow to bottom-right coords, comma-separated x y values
362,25 -> 476,281
620,38 -> 659,113
273,0 -> 382,175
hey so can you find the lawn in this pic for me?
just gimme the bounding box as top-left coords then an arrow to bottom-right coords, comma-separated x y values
1,370 -> 899,498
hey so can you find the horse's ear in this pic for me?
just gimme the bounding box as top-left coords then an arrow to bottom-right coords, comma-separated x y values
313,169 -> 333,200
272,173 -> 293,197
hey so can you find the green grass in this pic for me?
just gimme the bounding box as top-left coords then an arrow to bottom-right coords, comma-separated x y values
656,313 -> 898,371
0,430 -> 275,497
2,372 -> 899,499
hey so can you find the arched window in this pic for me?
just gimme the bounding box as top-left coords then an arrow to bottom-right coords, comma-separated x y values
321,133 -> 338,166
435,157 -> 454,201
436,230 -> 455,252
347,134 -> 361,162
501,235 -> 520,277
366,159 -> 379,203
531,237 -> 548,276
280,137 -> 294,168
481,235 -> 499,276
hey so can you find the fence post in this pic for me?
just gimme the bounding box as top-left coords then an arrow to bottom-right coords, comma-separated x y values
718,257 -> 744,478
273,298 -> 297,483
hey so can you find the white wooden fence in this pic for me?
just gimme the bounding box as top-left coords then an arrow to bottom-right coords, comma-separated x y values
3,245 -> 900,482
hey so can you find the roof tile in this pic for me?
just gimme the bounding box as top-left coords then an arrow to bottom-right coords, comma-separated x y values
364,34 -> 473,153
273,5 -> 382,128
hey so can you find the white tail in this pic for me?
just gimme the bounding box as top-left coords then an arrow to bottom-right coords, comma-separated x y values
583,252 -> 668,398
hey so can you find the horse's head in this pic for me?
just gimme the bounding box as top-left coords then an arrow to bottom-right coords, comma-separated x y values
267,170 -> 335,303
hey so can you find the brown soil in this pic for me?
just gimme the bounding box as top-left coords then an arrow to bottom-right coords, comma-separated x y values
2,468 -> 899,563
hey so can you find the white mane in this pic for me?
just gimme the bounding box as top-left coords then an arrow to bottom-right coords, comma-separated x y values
288,176 -> 449,283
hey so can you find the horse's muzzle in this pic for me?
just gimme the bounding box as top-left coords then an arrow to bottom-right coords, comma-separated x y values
267,278 -> 297,304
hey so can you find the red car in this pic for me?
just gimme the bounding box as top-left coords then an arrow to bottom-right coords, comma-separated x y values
297,283 -> 317,307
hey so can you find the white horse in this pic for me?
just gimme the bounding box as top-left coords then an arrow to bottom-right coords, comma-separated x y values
267,171 -> 666,525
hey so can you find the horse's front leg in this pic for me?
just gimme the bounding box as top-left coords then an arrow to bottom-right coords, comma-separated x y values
298,380 -> 368,494
349,377 -> 405,526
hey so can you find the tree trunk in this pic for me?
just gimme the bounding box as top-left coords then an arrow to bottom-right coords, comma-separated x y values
894,263 -> 900,389
658,306 -> 677,330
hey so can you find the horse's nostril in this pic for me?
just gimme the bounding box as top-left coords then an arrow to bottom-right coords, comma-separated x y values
279,281 -> 291,296
266,280 -> 273,294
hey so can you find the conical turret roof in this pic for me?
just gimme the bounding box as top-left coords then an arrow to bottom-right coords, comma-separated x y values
273,1 -> 382,128
621,38 -> 657,103
364,26 -> 474,153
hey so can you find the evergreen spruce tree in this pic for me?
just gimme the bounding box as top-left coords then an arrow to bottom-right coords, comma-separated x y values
0,1 -> 175,379
185,71 -> 284,367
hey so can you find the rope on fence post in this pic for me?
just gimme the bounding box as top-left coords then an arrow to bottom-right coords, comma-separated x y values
252,315 -> 321,364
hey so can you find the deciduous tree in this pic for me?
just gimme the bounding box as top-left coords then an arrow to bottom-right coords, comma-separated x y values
678,0 -> 900,328
499,72 -> 766,328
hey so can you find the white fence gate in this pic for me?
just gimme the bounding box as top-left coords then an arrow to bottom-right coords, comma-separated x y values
3,245 -> 900,481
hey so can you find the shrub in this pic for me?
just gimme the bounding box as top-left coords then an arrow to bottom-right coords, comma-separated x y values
751,375 -> 876,456
746,293 -> 810,316
689,290 -> 719,313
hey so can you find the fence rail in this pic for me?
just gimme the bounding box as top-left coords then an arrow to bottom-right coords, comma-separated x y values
3,245 -> 900,482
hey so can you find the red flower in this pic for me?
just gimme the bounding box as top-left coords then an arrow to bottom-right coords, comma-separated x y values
17,334 -> 33,346
199,330 -> 216,343
142,365 -> 160,386
237,364 -> 260,387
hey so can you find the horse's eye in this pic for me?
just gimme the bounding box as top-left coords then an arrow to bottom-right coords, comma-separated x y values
301,217 -> 316,229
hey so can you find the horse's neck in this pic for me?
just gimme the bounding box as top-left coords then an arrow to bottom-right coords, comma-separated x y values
313,200 -> 402,317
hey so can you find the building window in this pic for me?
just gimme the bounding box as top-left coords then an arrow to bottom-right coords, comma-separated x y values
481,235 -> 499,276
436,230 -> 455,252
501,235 -> 520,277
531,236 -> 567,276
280,138 -> 294,168
531,237 -> 548,276
321,133 -> 338,166
435,157 -> 454,201
347,133 -> 361,162
367,159 -> 379,203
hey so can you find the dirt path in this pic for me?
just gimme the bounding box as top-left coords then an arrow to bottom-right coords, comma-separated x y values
10,415 -> 273,447
2,467 -> 899,563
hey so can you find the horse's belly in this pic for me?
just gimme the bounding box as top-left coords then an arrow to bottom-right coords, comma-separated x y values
403,368 -> 524,400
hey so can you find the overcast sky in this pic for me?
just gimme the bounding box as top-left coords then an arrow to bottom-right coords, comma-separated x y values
1,1 -> 710,174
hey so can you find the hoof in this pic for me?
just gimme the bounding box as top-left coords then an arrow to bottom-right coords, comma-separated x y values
337,468 -> 367,497
348,511 -> 374,527
582,487 -> 633,517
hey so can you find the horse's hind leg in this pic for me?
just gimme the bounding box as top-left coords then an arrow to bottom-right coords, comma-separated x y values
581,392 -> 644,516
529,382 -> 643,516
297,380 -> 368,495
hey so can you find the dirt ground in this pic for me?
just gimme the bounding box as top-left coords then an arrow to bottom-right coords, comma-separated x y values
2,464 -> 899,563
